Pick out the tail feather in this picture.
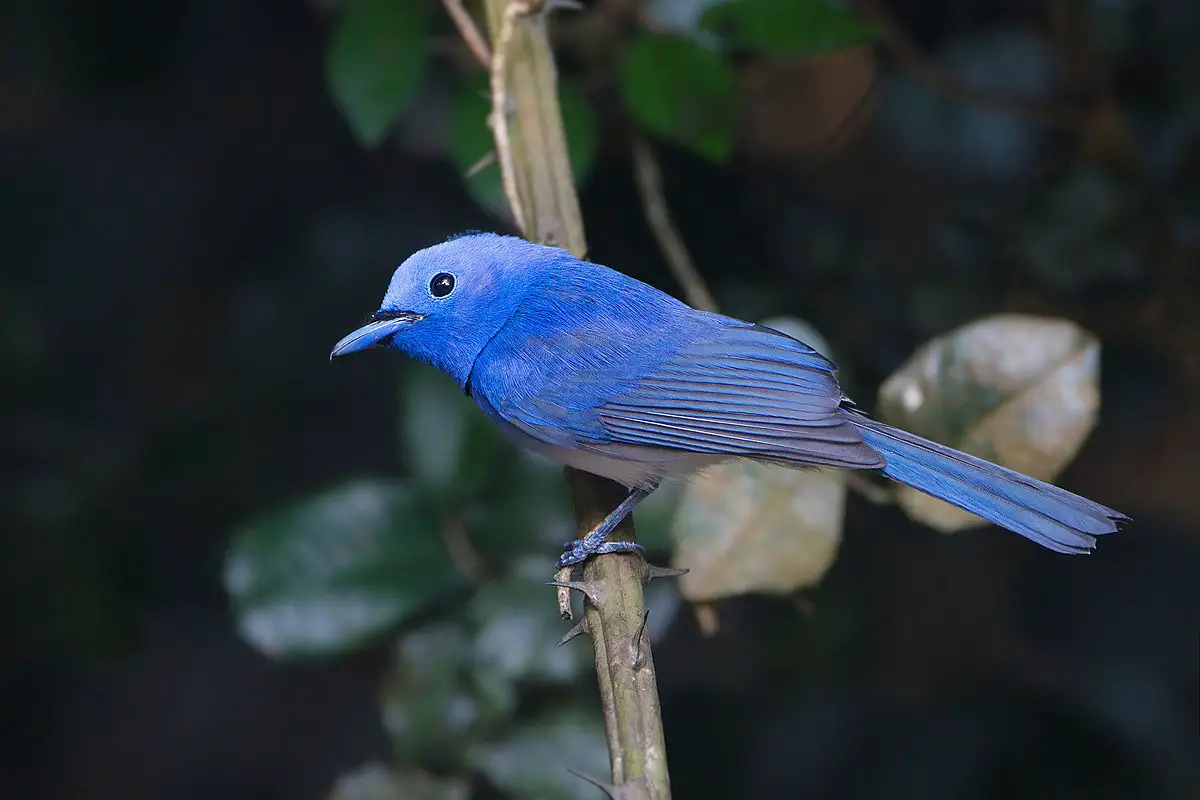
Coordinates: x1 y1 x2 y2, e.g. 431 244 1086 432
847 414 1128 553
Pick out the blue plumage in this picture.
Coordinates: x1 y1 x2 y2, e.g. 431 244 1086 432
331 232 1127 566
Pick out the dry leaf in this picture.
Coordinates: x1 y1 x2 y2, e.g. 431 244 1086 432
671 460 846 602
877 313 1102 532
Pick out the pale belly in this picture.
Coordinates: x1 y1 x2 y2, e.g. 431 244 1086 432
494 417 725 489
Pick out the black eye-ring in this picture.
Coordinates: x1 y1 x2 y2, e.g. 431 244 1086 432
429 272 456 298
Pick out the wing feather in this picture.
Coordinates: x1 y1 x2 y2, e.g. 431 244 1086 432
471 283 884 472
596 323 885 470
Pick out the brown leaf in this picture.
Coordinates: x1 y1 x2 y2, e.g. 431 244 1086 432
877 313 1102 532
670 460 845 602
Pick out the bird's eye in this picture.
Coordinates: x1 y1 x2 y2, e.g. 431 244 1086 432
429 272 456 298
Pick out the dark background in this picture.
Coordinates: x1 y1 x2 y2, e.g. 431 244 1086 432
3 0 1198 797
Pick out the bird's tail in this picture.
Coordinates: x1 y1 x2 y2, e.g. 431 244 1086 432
846 413 1128 553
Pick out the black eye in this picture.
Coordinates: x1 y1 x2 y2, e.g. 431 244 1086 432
429 272 455 298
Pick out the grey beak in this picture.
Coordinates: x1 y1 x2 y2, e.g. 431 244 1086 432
329 312 423 360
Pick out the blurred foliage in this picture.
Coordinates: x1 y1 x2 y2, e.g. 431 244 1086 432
881 29 1061 183
178 0 1200 796
225 361 617 794
224 479 460 660
330 763 469 800
700 0 875 56
325 0 429 146
621 34 739 162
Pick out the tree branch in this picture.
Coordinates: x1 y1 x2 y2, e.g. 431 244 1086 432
465 1 673 796
630 135 717 313
440 0 492 67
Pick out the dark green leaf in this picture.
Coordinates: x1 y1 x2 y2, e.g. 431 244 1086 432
326 0 428 147
701 0 875 57
468 451 574 563
621 35 738 162
381 622 502 763
224 480 462 660
467 557 592 684
451 78 598 216
330 763 469 800
469 705 610 799
401 366 506 506
559 79 600 183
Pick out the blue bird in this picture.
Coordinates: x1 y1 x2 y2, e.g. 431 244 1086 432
331 232 1127 567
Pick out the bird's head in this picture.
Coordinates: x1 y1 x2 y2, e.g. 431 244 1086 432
330 231 570 387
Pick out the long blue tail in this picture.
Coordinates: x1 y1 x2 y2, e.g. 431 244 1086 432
847 413 1128 553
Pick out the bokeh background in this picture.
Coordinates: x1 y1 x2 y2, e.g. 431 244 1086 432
3 0 1199 798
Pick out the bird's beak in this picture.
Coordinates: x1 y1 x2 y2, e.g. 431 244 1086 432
329 311 423 360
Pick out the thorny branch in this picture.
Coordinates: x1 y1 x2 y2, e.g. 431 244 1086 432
488 0 539 235
448 0 675 796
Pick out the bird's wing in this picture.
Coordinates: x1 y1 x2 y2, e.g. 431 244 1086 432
593 323 885 469
474 304 884 470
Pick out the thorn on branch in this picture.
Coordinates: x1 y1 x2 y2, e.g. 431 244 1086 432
566 770 651 800
558 617 590 645
466 150 498 177
644 562 689 583
631 610 650 670
565 768 618 798
548 577 605 606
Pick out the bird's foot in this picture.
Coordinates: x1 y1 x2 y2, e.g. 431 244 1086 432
553 485 654 568
556 539 644 569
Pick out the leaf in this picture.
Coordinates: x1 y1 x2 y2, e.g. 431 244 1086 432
701 0 876 57
876 313 1102 532
469 705 610 799
452 446 575 565
671 460 846 602
329 763 469 800
401 366 507 505
326 0 428 147
380 622 509 763
224 480 462 660
670 315 845 602
467 557 592 685
642 0 729 35
622 34 738 162
451 78 598 216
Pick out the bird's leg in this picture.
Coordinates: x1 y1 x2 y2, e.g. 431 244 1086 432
556 486 655 568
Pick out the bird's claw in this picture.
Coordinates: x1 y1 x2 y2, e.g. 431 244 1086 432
555 540 644 568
